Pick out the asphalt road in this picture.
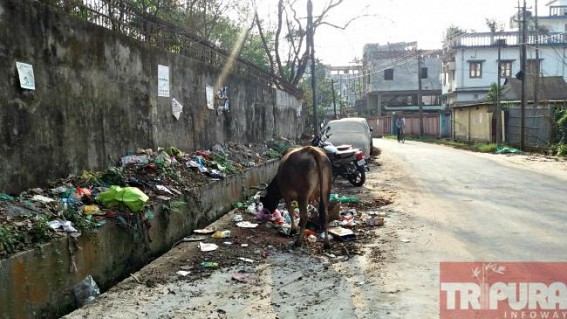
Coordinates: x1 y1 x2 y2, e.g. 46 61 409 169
373 138 567 317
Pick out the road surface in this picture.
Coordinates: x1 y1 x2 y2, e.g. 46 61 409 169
372 138 567 317
66 139 567 318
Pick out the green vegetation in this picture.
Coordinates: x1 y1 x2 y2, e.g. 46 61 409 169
385 135 502 153
550 108 567 156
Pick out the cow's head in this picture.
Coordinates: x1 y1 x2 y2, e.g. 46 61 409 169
259 176 281 213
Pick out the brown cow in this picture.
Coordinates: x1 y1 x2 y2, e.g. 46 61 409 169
260 146 332 248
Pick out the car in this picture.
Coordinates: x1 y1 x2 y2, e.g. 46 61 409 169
323 117 373 158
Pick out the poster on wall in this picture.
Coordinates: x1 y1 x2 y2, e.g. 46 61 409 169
171 98 183 120
16 62 35 90
205 85 214 110
158 65 170 97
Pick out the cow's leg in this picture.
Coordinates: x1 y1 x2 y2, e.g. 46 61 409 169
294 200 309 247
283 198 297 236
319 198 330 249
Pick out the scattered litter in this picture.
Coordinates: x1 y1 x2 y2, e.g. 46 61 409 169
156 185 174 195
201 261 219 268
199 242 219 252
241 244 249 247
223 241 232 245
48 220 79 233
194 227 216 234
121 154 150 167
325 253 337 259
73 275 100 307
307 234 317 243
366 216 384 227
401 239 410 243
232 214 243 222
236 221 258 228
356 281 366 286
211 230 231 239
31 195 55 203
238 257 254 263
232 273 249 283
83 205 104 215
328 227 356 241
176 270 191 277
182 235 207 242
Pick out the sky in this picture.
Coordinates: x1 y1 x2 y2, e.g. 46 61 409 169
310 0 546 66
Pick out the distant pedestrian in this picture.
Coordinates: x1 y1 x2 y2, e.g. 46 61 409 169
395 115 405 143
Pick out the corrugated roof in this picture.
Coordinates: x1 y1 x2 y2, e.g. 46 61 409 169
501 76 567 101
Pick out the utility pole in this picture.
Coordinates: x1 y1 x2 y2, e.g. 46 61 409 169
520 0 527 151
331 79 338 119
307 0 318 135
417 49 424 137
496 38 504 144
534 0 540 108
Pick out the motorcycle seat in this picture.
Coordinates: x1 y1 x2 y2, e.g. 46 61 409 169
334 149 357 158
335 144 353 151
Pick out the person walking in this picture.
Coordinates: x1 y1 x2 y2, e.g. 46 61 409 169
395 115 405 143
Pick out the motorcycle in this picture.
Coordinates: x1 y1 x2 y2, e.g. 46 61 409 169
311 126 369 187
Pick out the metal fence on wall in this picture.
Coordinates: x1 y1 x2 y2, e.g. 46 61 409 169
506 107 554 146
37 0 301 96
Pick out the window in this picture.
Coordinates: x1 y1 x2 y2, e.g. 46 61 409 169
527 59 541 77
499 61 513 77
384 69 394 80
469 62 482 78
420 67 428 79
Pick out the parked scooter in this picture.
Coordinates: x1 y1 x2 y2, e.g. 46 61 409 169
311 126 369 187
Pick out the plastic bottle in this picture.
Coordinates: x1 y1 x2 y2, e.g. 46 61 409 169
212 230 231 238
201 261 219 268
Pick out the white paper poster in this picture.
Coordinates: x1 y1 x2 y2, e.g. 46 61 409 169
158 65 170 97
16 62 35 90
205 85 214 110
171 98 183 120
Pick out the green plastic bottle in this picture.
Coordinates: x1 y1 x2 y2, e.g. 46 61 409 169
201 261 219 268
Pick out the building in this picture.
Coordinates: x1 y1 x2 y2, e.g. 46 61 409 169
329 65 362 109
441 0 567 109
361 41 443 116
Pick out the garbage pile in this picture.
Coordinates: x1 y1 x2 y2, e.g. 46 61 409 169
231 192 385 244
0 140 295 259
172 190 388 278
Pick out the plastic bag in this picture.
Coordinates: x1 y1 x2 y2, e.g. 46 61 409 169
96 186 149 212
74 275 100 307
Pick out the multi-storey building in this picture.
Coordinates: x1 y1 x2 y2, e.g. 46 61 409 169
441 0 567 108
361 41 443 116
329 65 362 109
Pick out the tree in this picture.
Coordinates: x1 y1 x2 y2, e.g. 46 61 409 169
300 61 348 122
252 0 364 88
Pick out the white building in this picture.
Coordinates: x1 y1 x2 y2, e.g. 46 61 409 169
362 42 443 116
442 0 567 107
330 65 362 109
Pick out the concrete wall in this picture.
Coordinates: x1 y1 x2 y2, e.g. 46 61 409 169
0 160 279 319
0 0 302 194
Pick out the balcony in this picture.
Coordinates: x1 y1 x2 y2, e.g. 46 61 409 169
549 5 567 16
443 31 567 50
